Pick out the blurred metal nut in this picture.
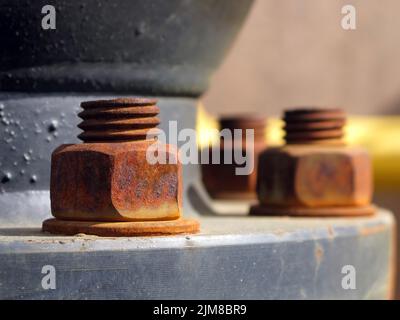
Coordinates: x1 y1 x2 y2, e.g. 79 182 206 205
257 145 372 208
201 142 265 199
51 141 182 222
44 98 198 237
201 115 267 200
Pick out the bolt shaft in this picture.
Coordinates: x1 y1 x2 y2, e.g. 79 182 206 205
283 108 346 145
219 116 267 142
77 98 160 143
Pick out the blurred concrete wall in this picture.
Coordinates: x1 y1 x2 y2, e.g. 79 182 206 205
204 0 400 116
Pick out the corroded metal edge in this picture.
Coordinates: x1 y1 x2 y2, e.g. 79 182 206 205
42 218 200 237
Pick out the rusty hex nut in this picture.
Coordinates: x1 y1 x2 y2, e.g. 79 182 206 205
50 141 182 222
201 141 265 199
256 145 372 208
201 115 267 200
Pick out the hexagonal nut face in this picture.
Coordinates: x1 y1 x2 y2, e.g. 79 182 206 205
201 141 265 199
257 145 372 207
50 141 182 222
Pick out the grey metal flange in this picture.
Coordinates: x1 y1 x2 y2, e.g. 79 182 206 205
0 209 395 299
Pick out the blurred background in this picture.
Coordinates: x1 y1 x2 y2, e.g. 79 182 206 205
204 0 400 115
201 0 400 297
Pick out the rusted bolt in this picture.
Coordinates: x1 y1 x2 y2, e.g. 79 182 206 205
42 98 199 236
250 108 375 216
201 115 267 200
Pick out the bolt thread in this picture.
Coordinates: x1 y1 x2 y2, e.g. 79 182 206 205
219 115 267 141
78 98 160 142
283 108 346 145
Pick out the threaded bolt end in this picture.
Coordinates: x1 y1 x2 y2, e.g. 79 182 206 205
77 98 160 143
219 115 267 141
283 108 346 145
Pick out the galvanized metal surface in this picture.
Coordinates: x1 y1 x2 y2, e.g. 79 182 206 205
0 0 253 95
0 209 395 299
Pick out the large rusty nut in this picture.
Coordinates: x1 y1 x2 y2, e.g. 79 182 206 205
50 141 182 222
257 145 372 207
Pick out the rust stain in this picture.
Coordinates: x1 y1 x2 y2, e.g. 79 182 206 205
327 225 336 240
272 228 288 236
314 243 324 266
358 223 387 236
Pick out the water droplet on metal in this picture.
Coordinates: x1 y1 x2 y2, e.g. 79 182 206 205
1 172 12 184
30 175 38 184
48 119 59 133
1 118 10 125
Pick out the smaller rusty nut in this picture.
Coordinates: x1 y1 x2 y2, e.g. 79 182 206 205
250 108 375 217
201 115 267 200
256 145 372 208
51 141 182 222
